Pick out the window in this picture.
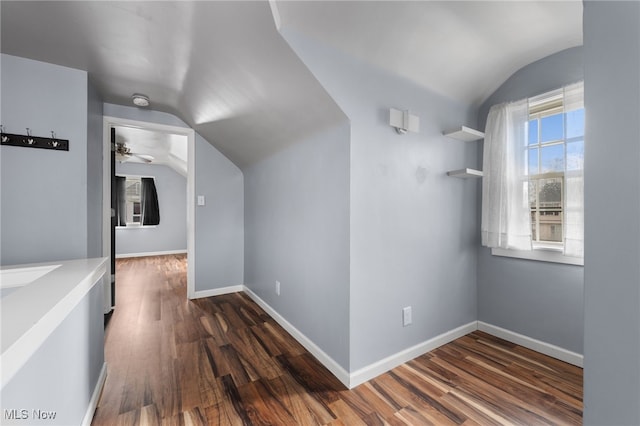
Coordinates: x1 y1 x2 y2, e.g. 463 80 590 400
526 88 585 251
125 176 142 225
116 175 160 227
481 82 584 265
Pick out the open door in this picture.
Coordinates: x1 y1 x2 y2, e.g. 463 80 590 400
103 116 195 305
109 127 116 310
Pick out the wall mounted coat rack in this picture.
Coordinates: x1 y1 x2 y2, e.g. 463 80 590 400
1 128 69 151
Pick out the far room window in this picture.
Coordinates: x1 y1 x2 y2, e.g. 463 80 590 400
125 176 142 225
481 82 584 265
115 175 160 227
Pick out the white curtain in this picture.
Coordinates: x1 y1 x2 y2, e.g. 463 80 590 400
563 82 584 257
481 98 532 250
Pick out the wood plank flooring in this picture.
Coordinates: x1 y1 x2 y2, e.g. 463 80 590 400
92 255 583 425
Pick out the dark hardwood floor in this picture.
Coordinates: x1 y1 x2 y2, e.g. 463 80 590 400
92 255 583 425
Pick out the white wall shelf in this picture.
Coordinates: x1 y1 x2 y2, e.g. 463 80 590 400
447 168 483 178
443 126 484 142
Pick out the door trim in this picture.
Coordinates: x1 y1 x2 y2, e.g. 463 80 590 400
102 116 196 312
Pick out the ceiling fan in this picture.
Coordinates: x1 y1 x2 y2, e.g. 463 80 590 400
115 142 154 163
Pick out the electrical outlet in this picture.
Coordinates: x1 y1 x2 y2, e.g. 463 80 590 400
275 280 281 296
402 306 412 327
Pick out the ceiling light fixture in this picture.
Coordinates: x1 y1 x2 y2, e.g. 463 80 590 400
131 93 150 107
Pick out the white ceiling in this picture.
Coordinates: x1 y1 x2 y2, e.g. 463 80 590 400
0 1 582 168
115 126 188 177
275 1 583 106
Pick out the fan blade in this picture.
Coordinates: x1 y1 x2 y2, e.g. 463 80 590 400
130 152 154 163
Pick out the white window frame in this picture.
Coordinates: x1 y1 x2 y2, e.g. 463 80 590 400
491 87 584 267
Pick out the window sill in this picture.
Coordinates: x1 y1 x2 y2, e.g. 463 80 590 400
115 225 157 230
491 247 583 266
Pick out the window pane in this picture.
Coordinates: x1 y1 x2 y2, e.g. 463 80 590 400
530 177 563 243
540 144 564 172
538 178 563 242
540 113 563 142
539 178 562 205
566 108 585 139
529 180 538 240
528 119 538 145
126 181 140 197
527 147 539 175
566 140 584 171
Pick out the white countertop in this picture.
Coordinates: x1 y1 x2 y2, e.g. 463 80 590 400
1 257 107 388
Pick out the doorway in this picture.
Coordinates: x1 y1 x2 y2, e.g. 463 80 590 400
102 116 196 313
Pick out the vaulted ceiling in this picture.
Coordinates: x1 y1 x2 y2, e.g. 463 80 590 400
275 1 582 106
114 126 188 176
0 1 582 168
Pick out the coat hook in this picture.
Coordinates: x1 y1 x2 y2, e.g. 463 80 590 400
1 126 68 151
50 131 58 147
25 128 35 145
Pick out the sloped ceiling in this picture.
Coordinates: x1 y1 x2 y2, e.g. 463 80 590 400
0 1 345 168
274 0 583 106
1 1 582 168
115 126 188 177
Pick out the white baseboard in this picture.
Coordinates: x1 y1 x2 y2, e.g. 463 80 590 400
81 362 107 426
242 287 352 388
349 321 478 388
189 287 583 387
191 285 244 300
477 321 583 367
242 287 477 389
115 249 187 259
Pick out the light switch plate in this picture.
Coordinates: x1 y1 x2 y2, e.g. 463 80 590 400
402 306 412 326
197 195 205 206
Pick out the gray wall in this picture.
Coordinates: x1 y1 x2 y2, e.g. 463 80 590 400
1 54 88 265
244 122 351 369
280 29 479 371
583 2 640 424
1 282 104 425
115 162 187 256
476 47 585 354
0 56 105 424
104 104 244 291
194 132 244 291
87 80 104 258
